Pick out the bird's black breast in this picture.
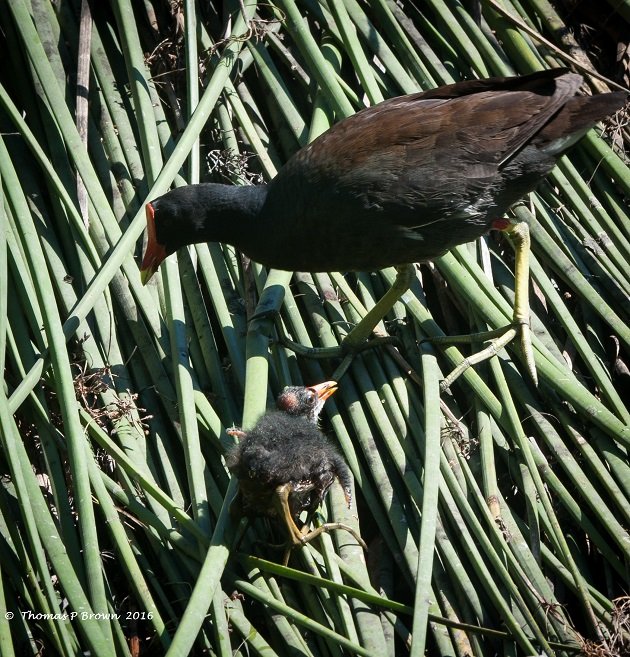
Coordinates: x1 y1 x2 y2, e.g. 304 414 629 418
259 118 559 271
260 158 507 272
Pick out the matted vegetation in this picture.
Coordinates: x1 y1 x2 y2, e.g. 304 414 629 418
0 0 628 655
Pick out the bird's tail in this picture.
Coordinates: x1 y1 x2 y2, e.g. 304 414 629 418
538 91 627 155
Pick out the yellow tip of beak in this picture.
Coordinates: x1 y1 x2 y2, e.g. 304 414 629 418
140 268 154 286
311 380 338 401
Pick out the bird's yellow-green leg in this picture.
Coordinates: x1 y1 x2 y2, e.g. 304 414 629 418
434 220 537 389
274 265 415 379
273 484 367 565
506 220 537 385
341 264 415 348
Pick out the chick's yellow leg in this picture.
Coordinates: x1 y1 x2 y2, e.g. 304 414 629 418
273 484 367 565
273 483 305 545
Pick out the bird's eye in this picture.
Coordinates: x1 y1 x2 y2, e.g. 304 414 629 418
305 390 317 406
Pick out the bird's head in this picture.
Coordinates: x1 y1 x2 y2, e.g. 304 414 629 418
140 184 268 284
140 188 200 284
276 381 338 423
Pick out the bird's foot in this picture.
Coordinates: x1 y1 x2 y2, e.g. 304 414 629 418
272 264 413 372
430 320 537 390
276 322 400 358
274 321 399 380
281 521 368 565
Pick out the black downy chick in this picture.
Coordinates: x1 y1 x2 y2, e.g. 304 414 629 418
226 381 365 559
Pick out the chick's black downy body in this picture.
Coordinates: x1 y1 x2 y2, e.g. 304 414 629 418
225 382 363 557
226 410 351 525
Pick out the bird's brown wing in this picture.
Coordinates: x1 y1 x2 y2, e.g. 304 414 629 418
312 70 581 168
284 70 582 227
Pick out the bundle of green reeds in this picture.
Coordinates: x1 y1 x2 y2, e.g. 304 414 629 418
0 0 628 655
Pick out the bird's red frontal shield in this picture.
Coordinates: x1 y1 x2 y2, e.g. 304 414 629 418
140 202 167 284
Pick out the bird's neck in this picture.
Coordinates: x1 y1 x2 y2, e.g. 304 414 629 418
192 184 269 247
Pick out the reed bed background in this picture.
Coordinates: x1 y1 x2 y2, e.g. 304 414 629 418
0 0 629 655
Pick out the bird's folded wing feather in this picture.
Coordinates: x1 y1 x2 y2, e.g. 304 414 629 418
285 73 581 230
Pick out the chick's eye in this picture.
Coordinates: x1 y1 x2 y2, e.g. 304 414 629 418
305 390 317 405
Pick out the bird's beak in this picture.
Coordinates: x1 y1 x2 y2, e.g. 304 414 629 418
309 380 338 402
140 202 167 285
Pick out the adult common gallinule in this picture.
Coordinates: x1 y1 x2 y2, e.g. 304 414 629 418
141 69 626 384
226 381 364 560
